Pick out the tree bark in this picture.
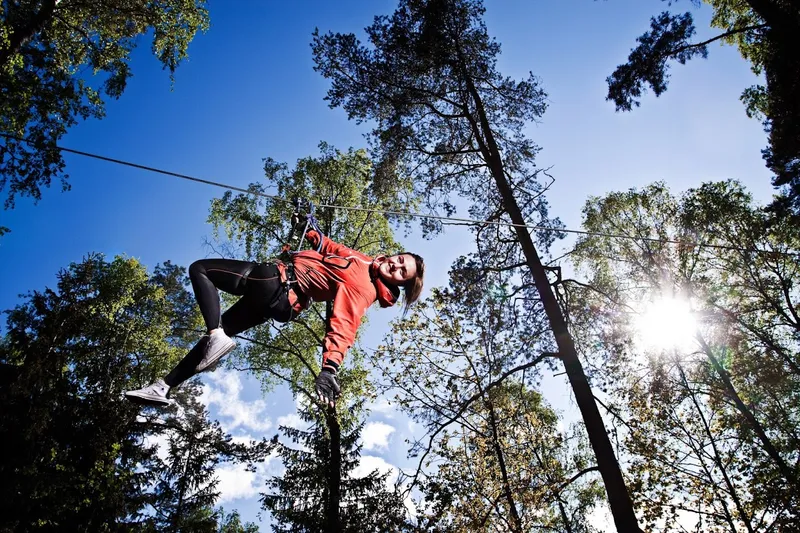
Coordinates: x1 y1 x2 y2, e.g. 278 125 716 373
324 299 342 532
484 397 523 532
325 411 342 533
745 0 799 38
172 435 194 533
463 74 643 532
557 499 575 533
697 335 796 485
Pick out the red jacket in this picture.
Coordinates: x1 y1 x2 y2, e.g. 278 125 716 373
280 231 389 368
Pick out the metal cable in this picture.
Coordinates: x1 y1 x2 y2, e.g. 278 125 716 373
2 132 797 257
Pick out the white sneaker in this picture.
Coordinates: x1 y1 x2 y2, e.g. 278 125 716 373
196 331 236 373
125 379 171 406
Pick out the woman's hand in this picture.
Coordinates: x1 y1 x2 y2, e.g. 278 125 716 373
315 367 341 408
291 212 307 233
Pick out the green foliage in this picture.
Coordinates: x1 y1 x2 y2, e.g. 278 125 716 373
378 268 601 531
0 0 209 211
569 180 800 530
607 1 800 218
262 401 407 533
311 0 559 238
0 254 185 530
0 254 261 531
607 11 706 111
416 384 602 532
216 509 260 533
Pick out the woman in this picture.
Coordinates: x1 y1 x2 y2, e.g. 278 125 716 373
125 228 424 408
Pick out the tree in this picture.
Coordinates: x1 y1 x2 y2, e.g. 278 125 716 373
0 0 209 224
0 255 190 530
379 267 602 532
0 254 264 531
145 383 274 533
311 1 642 529
568 180 800 529
262 400 407 533
207 144 411 532
606 0 800 218
216 509 260 533
416 390 602 533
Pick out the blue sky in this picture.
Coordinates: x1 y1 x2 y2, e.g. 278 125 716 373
0 0 777 529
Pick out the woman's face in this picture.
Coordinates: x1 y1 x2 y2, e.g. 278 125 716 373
378 254 417 285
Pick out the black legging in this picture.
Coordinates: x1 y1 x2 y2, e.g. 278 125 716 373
189 258 292 332
165 259 292 387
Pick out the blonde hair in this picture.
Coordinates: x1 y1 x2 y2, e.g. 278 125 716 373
402 253 425 312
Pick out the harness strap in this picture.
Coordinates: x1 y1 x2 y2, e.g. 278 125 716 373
238 263 257 288
283 261 306 298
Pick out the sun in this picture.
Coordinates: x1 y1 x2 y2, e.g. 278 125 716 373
633 297 697 352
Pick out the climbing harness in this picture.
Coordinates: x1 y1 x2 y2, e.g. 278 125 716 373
276 198 328 320
282 198 325 255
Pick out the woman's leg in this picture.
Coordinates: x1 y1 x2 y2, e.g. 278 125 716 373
163 263 287 388
127 263 290 402
188 258 256 332
238 263 293 324
162 296 265 388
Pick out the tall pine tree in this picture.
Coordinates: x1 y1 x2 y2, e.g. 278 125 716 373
207 144 412 531
0 254 267 531
311 1 642 528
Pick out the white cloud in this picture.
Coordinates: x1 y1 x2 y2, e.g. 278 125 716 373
215 462 263 502
350 455 419 518
270 397 314 452
368 397 396 416
230 434 257 446
404 493 417 519
277 412 305 430
350 456 417 519
276 395 312 431
200 370 272 433
215 449 281 504
586 503 614 533
362 421 396 451
142 431 171 462
351 455 399 484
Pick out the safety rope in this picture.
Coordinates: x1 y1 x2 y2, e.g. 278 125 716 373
2 132 798 258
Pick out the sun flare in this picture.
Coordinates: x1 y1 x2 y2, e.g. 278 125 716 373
633 297 697 352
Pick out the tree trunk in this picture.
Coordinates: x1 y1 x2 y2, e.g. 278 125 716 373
463 75 642 532
172 436 193 533
325 411 342 533
324 300 342 533
678 364 755 533
0 0 59 67
557 499 575 533
745 0 799 38
484 397 523 532
697 335 796 485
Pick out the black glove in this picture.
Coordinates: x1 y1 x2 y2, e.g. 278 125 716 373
290 212 308 233
315 367 341 408
281 212 308 259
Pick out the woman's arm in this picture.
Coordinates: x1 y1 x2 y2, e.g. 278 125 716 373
321 285 372 368
305 229 367 260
